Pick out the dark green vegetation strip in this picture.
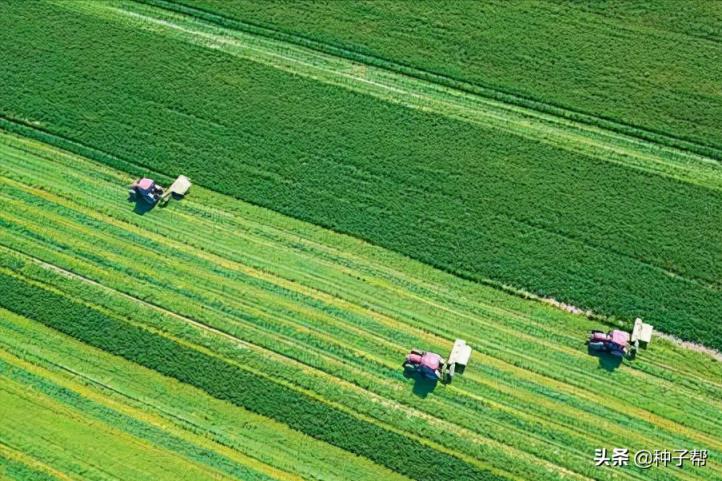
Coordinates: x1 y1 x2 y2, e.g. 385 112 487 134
0 273 506 481
171 0 722 157
0 455 61 481
1 1 721 349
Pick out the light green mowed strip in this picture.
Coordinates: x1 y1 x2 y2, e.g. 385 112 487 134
1 132 721 481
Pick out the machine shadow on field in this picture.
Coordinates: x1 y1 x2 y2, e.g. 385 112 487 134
130 192 185 215
403 370 438 398
587 347 623 372
129 197 156 216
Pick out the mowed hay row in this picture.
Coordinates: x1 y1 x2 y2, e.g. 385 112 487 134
1 133 721 481
2 0 722 350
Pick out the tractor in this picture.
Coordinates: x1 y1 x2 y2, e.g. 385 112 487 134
403 349 444 381
129 178 164 205
128 175 192 206
587 318 654 359
587 329 631 357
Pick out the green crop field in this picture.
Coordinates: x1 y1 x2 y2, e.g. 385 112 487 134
2 0 721 350
172 0 722 156
1 129 721 481
1 1 721 480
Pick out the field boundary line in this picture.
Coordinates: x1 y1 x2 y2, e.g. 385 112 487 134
0 379 246 481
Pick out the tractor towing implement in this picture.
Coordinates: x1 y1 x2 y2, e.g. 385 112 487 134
587 318 653 359
403 339 472 383
129 175 191 207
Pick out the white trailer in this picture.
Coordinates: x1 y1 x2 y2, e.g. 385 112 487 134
631 318 653 346
446 339 472 381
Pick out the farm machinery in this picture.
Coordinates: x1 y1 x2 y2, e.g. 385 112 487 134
403 339 472 383
587 318 653 358
129 175 192 206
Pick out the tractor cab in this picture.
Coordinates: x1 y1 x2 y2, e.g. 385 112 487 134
588 329 630 357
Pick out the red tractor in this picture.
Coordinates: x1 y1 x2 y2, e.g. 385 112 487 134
403 349 444 381
128 176 192 206
128 178 164 205
587 319 654 359
587 330 630 357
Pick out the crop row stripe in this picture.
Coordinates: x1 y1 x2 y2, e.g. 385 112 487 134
0 440 72 481
0 271 514 481
2 144 716 470
0 307 415 481
0 377 244 481
0 348 305 481
2 175 716 450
